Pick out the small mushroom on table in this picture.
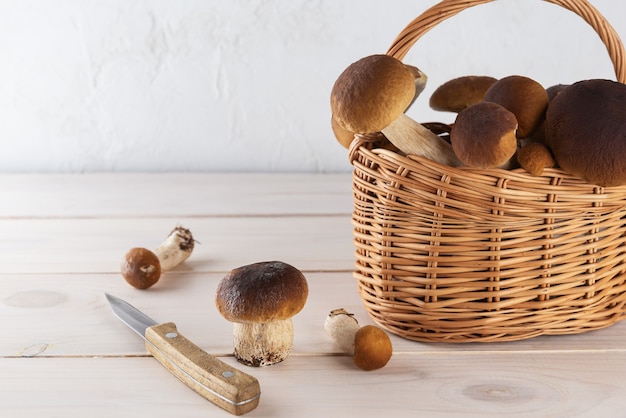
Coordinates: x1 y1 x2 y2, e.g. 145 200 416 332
215 261 308 367
324 308 393 371
120 226 195 289
330 54 461 166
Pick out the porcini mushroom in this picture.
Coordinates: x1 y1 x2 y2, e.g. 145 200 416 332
429 75 498 113
450 101 518 169
331 114 357 149
483 75 548 138
545 79 626 186
330 54 461 166
324 308 392 371
524 83 570 145
215 261 308 367
120 226 195 289
517 140 555 176
546 83 570 101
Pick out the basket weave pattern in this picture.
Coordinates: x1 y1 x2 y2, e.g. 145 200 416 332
349 0 626 342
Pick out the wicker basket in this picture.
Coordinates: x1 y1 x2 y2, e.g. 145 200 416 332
348 0 626 343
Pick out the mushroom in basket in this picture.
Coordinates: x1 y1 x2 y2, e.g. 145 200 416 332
429 75 498 113
450 101 519 169
483 75 549 139
215 261 308 367
447 75 550 170
331 62 428 150
545 79 626 186
516 141 556 176
330 54 461 166
514 83 566 176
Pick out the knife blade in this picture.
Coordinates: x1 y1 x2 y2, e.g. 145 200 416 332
105 293 261 415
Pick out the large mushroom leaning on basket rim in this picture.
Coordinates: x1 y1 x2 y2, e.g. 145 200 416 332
215 261 309 367
330 54 461 166
331 62 428 150
545 79 626 187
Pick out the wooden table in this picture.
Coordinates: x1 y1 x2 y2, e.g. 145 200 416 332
1 173 625 417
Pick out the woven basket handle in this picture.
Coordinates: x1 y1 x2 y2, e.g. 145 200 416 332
386 0 626 83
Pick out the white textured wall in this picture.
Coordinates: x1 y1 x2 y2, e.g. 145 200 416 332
0 0 623 173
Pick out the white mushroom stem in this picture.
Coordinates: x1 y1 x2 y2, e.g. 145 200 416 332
233 320 294 367
405 65 428 111
324 308 360 354
382 113 462 167
153 226 195 271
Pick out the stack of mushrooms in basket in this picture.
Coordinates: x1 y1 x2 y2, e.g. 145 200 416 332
331 54 626 187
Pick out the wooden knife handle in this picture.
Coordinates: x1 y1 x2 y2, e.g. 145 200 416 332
145 322 261 415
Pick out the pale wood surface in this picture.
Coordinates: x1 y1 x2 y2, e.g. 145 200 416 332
1 173 625 417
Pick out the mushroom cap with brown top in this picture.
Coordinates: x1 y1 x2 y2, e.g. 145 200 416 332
331 114 356 149
429 75 497 113
353 325 393 371
546 84 569 101
120 247 161 289
517 141 555 176
545 79 626 187
330 54 416 134
450 101 518 168
483 75 548 138
215 261 308 324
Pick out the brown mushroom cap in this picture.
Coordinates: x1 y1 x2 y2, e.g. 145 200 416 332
517 141 556 176
429 75 497 113
545 79 626 187
215 261 308 324
525 83 570 145
330 54 416 134
120 247 161 289
483 75 548 138
546 83 570 101
353 325 393 371
450 101 518 168
331 114 356 149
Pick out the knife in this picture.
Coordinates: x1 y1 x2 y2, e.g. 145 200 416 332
105 293 261 415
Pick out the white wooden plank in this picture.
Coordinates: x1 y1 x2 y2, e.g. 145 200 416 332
0 215 354 273
0 352 624 417
3 272 626 358
0 173 353 218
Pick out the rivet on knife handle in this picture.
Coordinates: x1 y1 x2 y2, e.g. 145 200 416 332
145 322 261 415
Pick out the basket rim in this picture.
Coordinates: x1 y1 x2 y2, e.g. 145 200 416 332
350 137 626 193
